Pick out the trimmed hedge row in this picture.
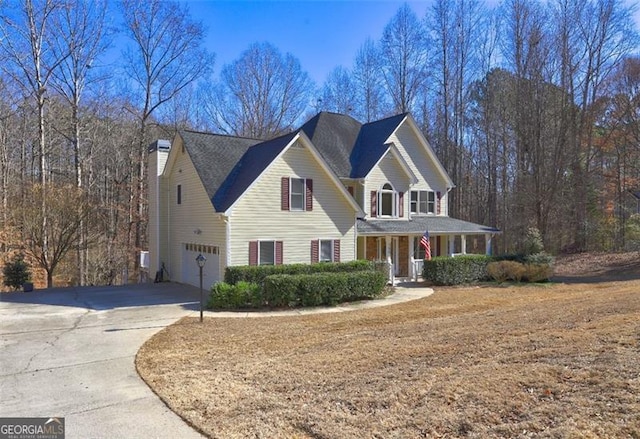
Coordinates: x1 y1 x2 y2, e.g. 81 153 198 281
224 260 375 285
264 271 388 308
207 281 261 309
208 270 387 310
422 255 493 286
422 253 555 286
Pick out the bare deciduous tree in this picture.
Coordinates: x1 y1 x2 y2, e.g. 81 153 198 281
48 0 111 285
205 42 314 139
352 38 387 122
0 0 70 286
380 3 428 114
319 66 357 116
17 183 93 287
120 0 213 282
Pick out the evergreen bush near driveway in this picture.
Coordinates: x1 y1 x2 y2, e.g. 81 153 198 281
207 281 262 309
2 254 32 291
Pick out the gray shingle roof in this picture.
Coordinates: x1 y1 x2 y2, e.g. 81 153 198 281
350 113 408 178
212 131 298 212
300 112 362 178
179 130 261 201
357 216 500 235
299 112 411 179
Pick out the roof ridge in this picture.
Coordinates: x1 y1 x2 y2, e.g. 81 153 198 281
180 129 262 141
361 112 408 127
317 110 361 120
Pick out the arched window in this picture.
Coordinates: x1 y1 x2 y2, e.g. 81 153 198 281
379 183 396 217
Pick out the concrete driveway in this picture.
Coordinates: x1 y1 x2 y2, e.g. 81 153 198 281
0 283 205 439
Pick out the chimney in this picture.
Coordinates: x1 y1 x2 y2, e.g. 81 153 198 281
148 140 171 281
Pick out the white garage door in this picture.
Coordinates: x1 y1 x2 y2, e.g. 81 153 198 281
182 243 220 289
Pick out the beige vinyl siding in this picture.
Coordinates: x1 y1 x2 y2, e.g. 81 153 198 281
388 121 449 216
341 178 364 211
229 140 357 266
165 137 227 283
365 153 412 218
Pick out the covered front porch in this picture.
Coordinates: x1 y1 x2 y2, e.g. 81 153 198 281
357 217 500 283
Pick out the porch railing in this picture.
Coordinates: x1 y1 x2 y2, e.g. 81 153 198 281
411 258 424 281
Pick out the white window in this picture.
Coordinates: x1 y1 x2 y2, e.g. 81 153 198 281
410 190 435 215
379 183 397 217
259 241 275 265
290 178 305 211
320 240 333 262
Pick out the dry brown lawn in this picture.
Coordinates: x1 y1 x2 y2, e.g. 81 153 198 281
137 254 640 438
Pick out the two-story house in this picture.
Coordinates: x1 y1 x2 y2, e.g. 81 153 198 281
148 112 499 288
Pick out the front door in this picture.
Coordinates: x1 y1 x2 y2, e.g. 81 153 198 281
376 237 399 275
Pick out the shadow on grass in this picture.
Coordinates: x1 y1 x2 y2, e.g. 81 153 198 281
552 263 640 284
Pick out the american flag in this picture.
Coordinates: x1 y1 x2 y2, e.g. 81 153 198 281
420 230 432 260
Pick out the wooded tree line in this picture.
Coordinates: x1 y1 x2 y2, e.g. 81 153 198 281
0 0 638 289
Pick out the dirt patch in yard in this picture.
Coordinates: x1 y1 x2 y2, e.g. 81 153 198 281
137 255 640 438
553 251 640 283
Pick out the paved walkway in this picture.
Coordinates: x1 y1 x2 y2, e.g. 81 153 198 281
204 282 434 318
0 282 432 439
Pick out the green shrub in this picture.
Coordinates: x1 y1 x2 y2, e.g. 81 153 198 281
263 275 299 307
3 254 32 291
497 253 527 263
423 255 493 286
207 281 261 309
263 270 387 308
343 270 387 300
524 252 555 266
224 260 375 285
523 226 544 255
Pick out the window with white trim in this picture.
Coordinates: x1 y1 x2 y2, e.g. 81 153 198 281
379 183 397 217
290 178 305 211
410 190 435 215
320 240 333 262
259 241 275 265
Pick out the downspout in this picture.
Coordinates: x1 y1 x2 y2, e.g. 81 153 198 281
354 212 358 260
220 213 231 273
166 182 171 278
446 186 453 217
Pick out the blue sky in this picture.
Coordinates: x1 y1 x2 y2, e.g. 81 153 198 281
185 0 640 85
186 0 431 84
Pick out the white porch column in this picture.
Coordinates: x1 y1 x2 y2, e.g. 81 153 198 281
485 233 493 256
409 236 415 280
448 235 454 256
385 235 394 284
461 235 467 254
